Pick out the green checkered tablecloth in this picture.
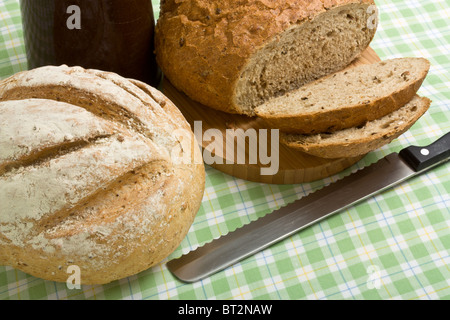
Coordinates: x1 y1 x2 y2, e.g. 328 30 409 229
0 0 449 300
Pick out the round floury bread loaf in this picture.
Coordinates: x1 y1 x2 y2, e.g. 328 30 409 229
155 0 378 115
0 65 205 285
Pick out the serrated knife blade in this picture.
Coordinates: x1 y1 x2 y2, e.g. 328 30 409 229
167 132 450 283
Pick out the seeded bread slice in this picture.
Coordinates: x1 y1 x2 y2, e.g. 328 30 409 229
280 95 431 159
255 58 430 134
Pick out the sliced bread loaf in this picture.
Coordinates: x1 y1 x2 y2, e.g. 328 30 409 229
280 95 431 159
255 58 430 134
155 0 377 115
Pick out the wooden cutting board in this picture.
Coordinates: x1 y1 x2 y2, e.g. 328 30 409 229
162 47 381 184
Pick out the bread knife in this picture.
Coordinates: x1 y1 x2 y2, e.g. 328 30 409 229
167 132 450 282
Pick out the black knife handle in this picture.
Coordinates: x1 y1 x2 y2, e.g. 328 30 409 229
399 132 450 172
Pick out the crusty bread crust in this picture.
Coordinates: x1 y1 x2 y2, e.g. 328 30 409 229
155 0 376 115
0 66 205 285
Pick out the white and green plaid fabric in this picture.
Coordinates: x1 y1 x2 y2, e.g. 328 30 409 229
0 0 448 300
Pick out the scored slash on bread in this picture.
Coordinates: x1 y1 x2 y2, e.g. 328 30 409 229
254 58 430 134
280 95 431 159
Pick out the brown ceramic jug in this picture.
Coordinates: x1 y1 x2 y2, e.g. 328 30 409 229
20 0 161 86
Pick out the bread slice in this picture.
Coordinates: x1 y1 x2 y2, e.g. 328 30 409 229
280 96 431 159
255 58 430 134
